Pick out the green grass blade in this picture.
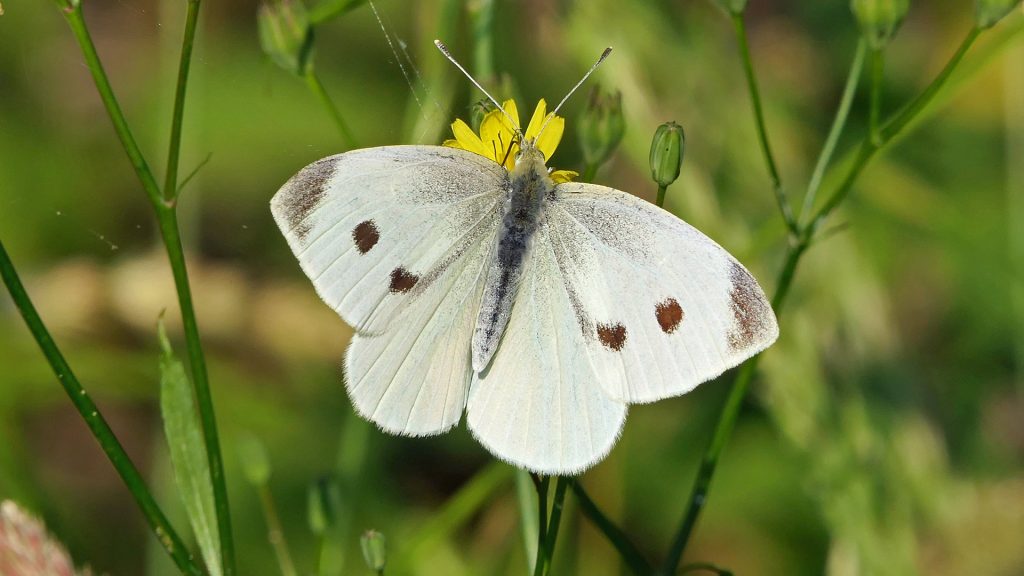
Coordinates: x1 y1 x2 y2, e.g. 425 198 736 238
159 320 222 576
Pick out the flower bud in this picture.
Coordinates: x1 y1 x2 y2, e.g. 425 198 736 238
577 86 625 169
237 434 271 486
258 0 315 76
850 0 910 48
649 122 685 189
307 476 341 536
360 530 387 573
974 0 1022 28
714 0 748 14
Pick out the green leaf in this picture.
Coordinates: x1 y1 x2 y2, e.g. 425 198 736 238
158 319 222 576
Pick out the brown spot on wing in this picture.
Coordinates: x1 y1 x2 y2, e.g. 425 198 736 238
389 267 419 294
727 261 773 352
352 220 380 254
281 156 337 242
655 298 684 333
597 323 627 351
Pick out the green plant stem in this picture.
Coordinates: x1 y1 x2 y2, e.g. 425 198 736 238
535 475 550 553
0 239 204 576
304 71 357 149
662 25 986 572
583 162 599 183
730 12 798 236
60 1 162 206
868 46 885 145
156 205 235 576
571 481 653 575
257 484 298 576
533 477 569 576
809 26 982 237
801 40 866 224
395 462 512 572
164 0 201 201
58 2 236 573
656 184 668 208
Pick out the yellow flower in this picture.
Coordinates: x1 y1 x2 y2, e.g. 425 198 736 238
444 99 578 184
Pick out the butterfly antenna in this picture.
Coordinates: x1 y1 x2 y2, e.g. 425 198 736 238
434 39 523 140
536 47 613 141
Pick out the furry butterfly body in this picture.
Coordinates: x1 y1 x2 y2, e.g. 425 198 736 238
271 142 778 474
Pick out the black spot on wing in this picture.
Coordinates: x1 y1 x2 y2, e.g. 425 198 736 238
280 156 338 243
353 220 380 254
726 261 773 352
389 267 419 294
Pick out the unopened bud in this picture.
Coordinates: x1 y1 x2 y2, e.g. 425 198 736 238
237 434 271 486
307 476 341 536
975 0 1022 28
360 530 387 573
851 0 910 48
258 0 315 76
649 122 685 189
577 86 625 169
714 0 748 15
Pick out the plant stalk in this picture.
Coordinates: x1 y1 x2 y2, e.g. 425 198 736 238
0 239 204 576
731 12 797 236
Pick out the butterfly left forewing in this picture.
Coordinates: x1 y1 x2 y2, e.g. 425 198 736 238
548 182 778 404
271 146 508 335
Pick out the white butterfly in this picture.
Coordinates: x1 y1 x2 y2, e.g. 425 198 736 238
270 44 778 475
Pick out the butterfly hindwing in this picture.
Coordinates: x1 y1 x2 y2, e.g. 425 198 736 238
271 146 508 335
547 182 779 404
467 223 627 474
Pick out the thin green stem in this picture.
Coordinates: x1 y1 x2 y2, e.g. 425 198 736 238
535 475 550 559
156 205 235 576
257 484 298 576
395 462 512 572
304 71 358 149
801 40 866 224
534 477 569 576
731 12 798 236
163 0 201 201
656 184 668 208
571 481 653 575
0 239 203 576
664 25 987 571
59 2 235 572
868 47 885 145
879 26 983 142
583 162 600 183
61 2 162 206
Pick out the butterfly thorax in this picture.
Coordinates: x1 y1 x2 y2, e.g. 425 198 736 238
471 144 554 373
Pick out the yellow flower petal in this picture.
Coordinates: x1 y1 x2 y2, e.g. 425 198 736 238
479 111 507 162
534 115 564 160
550 169 578 184
524 99 547 140
442 138 461 149
450 119 489 157
502 99 521 130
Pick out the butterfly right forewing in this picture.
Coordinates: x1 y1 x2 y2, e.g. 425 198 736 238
546 182 779 404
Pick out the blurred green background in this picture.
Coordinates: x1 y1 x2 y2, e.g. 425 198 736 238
2 0 1023 574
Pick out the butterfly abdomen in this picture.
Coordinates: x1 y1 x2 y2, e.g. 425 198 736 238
471 149 554 372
